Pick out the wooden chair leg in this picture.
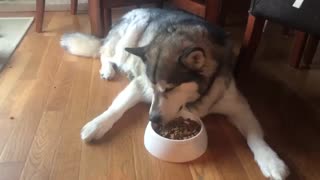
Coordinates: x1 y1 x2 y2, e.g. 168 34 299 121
35 0 45 33
88 0 104 37
205 0 223 25
157 0 164 8
289 31 307 68
282 26 294 37
302 35 319 68
235 14 265 75
71 0 78 15
104 8 112 35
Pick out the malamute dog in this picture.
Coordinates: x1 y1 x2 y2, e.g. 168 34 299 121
61 8 289 180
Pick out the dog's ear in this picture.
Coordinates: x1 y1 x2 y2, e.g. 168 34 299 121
179 47 205 71
125 47 146 59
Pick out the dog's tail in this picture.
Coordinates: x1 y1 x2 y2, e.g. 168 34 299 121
60 33 102 58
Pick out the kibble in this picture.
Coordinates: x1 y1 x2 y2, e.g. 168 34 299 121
153 117 201 140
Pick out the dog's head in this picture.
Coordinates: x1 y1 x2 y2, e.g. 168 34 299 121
125 24 233 123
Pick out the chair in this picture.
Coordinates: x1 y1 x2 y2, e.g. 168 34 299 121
35 0 163 37
35 0 78 32
170 0 224 25
170 0 252 26
104 0 164 34
290 33 319 68
89 0 164 37
237 0 320 73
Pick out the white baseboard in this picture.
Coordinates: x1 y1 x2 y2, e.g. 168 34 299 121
0 1 88 12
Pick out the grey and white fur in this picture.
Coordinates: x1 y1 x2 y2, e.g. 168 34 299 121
60 8 289 180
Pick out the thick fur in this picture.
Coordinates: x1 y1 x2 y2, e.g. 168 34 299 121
61 33 102 58
61 8 289 180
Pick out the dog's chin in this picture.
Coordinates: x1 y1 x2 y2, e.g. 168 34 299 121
150 121 162 130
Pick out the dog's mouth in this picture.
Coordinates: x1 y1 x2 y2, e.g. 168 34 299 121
151 121 162 129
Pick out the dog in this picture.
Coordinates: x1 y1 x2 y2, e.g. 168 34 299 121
60 8 289 180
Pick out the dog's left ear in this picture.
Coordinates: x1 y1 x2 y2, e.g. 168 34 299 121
125 47 146 59
179 47 206 71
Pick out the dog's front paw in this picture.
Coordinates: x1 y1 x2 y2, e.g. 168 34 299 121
256 149 289 180
99 65 115 80
81 119 113 142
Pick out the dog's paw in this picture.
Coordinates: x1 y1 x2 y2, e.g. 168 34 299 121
99 65 115 80
60 34 70 50
81 120 113 142
256 149 289 180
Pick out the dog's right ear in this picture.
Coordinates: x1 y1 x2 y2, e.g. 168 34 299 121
125 47 147 60
179 47 206 71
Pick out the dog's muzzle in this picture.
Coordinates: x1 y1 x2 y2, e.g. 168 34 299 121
149 112 162 123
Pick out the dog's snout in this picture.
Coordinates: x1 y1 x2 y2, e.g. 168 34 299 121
149 113 162 123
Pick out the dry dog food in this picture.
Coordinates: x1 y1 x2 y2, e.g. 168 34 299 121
153 118 201 140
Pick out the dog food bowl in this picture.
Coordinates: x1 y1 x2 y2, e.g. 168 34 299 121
144 111 208 163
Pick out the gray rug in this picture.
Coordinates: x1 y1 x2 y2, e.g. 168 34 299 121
0 17 33 72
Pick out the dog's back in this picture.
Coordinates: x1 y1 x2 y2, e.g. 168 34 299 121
61 8 230 79
100 8 226 79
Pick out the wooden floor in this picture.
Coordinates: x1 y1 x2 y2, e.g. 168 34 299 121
0 11 319 180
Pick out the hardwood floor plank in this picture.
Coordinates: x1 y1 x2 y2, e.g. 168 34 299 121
0 36 60 162
189 153 224 180
0 31 51 116
19 112 64 180
0 162 25 180
0 11 80 163
78 60 122 180
78 60 112 180
0 33 52 157
0 35 54 158
19 59 77 180
49 56 93 180
0 51 33 106
220 118 265 180
0 80 35 158
201 117 250 180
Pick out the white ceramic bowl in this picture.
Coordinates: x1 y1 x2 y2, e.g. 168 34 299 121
144 111 208 163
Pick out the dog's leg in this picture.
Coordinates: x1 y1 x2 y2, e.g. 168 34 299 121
211 80 289 180
99 33 120 80
99 57 116 80
81 76 151 142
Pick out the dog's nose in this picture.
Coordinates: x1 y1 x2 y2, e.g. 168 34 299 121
149 113 162 123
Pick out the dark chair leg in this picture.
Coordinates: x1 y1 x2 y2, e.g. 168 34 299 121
205 0 223 25
156 0 164 8
88 0 104 37
302 35 319 68
103 8 112 35
71 0 78 15
235 14 265 75
36 0 45 33
282 26 290 35
289 31 307 68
